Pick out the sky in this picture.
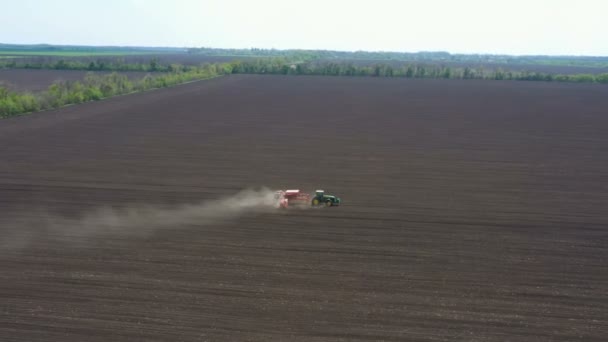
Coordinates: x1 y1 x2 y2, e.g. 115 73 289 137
1 0 606 56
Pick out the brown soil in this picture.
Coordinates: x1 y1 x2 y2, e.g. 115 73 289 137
0 75 607 341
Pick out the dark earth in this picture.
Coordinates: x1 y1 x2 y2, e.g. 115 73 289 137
1 75 607 341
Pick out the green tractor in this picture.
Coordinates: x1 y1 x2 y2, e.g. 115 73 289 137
311 190 341 207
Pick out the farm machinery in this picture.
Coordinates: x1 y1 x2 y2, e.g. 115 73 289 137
274 190 310 208
274 189 341 208
311 190 341 207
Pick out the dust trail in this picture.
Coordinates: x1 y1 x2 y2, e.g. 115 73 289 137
1 187 280 251
58 187 279 235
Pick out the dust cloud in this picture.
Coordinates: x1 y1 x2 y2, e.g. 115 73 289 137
1 187 280 251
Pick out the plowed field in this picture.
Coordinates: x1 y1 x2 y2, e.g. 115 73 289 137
1 75 607 341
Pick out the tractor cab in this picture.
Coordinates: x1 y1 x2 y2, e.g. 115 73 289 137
312 189 341 207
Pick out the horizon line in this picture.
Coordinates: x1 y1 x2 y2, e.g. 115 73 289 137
1 42 608 59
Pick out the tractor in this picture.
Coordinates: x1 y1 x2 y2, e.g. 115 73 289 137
311 190 341 207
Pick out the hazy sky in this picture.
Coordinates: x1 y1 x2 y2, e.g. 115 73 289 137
1 0 606 55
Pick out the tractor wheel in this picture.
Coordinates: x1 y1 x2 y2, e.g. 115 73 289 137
312 199 319 206
325 201 332 207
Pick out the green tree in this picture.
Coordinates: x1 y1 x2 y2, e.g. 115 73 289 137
442 67 452 79
596 73 608 83
149 58 159 72
405 66 414 78
570 74 595 82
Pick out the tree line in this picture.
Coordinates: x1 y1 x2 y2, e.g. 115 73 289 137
0 58 192 72
2 59 607 119
187 48 608 68
3 56 607 83
229 60 608 83
0 64 230 118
